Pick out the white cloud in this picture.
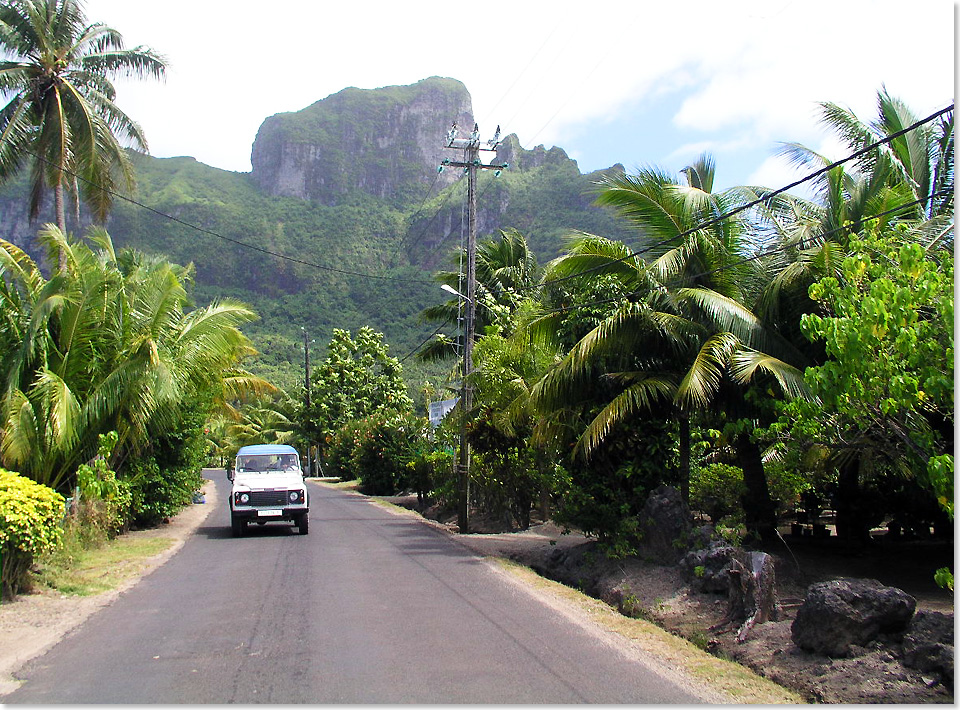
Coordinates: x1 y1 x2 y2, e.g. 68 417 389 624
81 0 955 178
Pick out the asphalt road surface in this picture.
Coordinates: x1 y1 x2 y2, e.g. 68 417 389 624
7 477 704 703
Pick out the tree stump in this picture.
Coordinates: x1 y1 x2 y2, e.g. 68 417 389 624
711 549 780 641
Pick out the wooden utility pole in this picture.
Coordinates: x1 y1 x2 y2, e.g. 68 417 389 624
441 122 507 533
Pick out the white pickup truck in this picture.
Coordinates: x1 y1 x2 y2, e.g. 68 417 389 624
228 444 309 536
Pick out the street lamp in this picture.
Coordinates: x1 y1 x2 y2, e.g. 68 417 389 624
440 283 470 301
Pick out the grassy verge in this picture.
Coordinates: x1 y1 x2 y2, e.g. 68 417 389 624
318 479 359 491
491 558 801 704
36 534 175 597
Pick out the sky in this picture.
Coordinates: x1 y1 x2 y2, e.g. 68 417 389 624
85 0 955 193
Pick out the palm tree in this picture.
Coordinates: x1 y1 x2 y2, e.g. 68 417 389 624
0 225 269 490
750 89 953 322
0 0 165 236
420 228 541 362
532 156 807 541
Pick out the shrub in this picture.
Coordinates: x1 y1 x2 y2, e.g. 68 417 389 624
357 412 429 496
554 417 678 554
122 402 208 528
0 469 65 599
326 411 429 496
124 459 203 528
690 463 745 524
75 431 131 537
405 448 453 507
324 419 365 481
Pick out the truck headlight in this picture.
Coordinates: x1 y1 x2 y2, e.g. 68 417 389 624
289 490 302 503
235 492 250 505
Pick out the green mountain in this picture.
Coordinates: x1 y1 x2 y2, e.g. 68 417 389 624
0 77 636 396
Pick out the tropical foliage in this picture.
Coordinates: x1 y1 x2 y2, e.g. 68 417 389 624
422 90 953 555
0 0 166 231
771 227 953 526
0 225 268 508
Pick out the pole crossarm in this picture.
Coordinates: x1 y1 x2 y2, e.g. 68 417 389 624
441 158 510 170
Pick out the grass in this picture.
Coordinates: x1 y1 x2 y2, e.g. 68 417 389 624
37 535 175 597
319 479 360 491
491 558 801 704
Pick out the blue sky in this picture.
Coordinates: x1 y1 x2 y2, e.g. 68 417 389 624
86 0 955 195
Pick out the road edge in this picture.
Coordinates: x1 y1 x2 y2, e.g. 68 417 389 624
0 476 217 697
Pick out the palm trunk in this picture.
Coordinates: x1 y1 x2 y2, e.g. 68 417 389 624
733 433 777 544
834 456 870 545
54 181 67 270
678 413 690 505
72 176 81 228
54 181 66 232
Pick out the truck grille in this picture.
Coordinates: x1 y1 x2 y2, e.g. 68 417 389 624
248 490 287 507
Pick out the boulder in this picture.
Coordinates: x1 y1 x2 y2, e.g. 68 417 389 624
901 610 954 685
636 485 692 564
791 578 917 657
681 541 736 593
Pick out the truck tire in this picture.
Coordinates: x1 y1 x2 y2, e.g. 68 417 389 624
231 517 245 537
297 514 309 535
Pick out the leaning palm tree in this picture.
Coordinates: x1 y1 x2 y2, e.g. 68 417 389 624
0 0 165 235
532 156 808 541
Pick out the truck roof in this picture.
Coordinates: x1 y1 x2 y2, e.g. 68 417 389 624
236 444 299 456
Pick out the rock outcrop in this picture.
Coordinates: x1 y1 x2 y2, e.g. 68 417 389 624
250 76 474 205
902 610 954 685
791 578 917 656
636 485 693 564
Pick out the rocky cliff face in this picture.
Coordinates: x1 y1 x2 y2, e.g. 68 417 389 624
250 77 474 205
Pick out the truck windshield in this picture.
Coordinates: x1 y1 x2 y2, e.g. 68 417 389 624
237 454 300 472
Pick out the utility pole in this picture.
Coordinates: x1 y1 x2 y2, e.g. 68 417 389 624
441 122 508 534
302 327 313 477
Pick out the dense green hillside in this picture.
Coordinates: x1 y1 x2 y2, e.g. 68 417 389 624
0 80 638 399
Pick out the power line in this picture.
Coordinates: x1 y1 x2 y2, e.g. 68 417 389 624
521 103 955 294
399 317 454 363
531 187 954 319
390 171 467 267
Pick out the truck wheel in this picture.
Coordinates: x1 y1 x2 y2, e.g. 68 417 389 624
231 517 245 537
298 514 309 535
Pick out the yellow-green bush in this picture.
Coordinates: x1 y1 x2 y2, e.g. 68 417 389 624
0 469 65 599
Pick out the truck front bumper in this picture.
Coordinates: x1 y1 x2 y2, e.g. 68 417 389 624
231 505 308 522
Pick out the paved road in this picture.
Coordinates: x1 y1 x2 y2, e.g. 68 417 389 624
6 477 704 703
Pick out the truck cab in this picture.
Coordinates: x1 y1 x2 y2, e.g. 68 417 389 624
228 444 309 536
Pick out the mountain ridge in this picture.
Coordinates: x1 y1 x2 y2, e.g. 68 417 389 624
0 77 637 390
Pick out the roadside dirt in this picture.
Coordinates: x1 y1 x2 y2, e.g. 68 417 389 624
385 495 954 704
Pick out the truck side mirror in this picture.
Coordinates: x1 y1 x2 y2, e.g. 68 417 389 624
226 468 234 482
